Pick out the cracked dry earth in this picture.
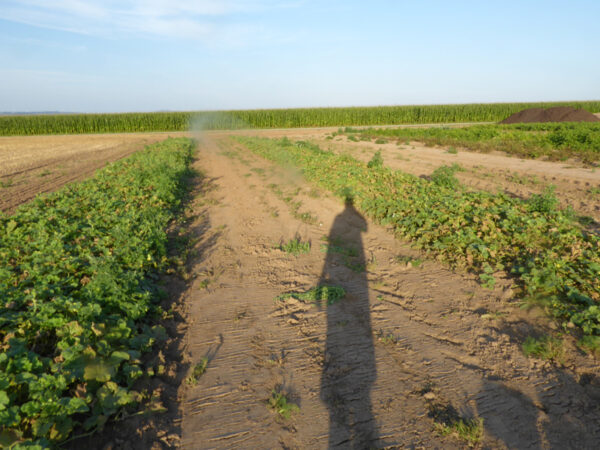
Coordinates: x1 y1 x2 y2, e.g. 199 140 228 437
176 134 600 449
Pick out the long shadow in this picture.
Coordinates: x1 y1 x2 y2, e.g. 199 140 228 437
318 197 379 448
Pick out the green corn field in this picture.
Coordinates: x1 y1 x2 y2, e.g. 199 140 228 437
1 101 599 136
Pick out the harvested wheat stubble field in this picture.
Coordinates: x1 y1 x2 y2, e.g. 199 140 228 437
1 125 600 449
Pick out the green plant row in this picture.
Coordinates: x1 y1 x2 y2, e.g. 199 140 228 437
236 136 600 342
345 122 600 164
1 101 600 135
0 138 194 447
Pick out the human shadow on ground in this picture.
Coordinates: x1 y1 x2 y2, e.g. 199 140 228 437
317 196 380 449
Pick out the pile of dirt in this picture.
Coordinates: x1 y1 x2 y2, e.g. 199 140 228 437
500 106 600 124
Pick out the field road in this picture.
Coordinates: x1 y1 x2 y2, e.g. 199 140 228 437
3 130 600 448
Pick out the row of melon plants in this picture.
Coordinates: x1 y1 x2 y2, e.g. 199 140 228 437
236 136 600 352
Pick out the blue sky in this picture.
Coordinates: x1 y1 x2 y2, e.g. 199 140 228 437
1 0 599 112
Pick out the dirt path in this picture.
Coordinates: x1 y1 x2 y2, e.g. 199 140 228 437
177 134 600 449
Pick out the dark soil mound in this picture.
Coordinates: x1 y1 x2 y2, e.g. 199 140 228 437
500 106 600 124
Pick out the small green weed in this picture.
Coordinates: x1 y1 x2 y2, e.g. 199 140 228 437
268 389 299 419
186 358 208 385
428 402 484 447
320 237 358 257
446 146 458 154
588 186 600 197
280 236 311 255
522 335 564 362
367 150 384 169
38 169 52 177
375 329 398 345
528 185 559 215
0 178 14 188
430 163 463 188
578 335 600 356
395 255 423 268
276 285 346 306
374 138 388 144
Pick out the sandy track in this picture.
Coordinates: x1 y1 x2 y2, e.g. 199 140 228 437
176 135 600 449
2 130 600 448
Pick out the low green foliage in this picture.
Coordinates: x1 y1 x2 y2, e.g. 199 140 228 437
435 417 484 447
0 138 194 447
268 389 299 419
428 401 483 447
528 185 559 215
430 164 463 189
374 138 388 144
276 286 346 306
367 150 384 169
395 255 424 268
446 146 458 154
237 136 600 340
280 236 311 255
522 336 564 362
587 186 600 197
0 178 14 188
345 121 600 163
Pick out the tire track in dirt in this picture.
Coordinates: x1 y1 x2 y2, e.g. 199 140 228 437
180 135 600 449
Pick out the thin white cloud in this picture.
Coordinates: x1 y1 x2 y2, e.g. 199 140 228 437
0 0 300 41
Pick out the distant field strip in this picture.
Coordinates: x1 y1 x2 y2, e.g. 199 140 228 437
0 138 194 447
237 136 600 344
345 122 600 163
1 101 600 135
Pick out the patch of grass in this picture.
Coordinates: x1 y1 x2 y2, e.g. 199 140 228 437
508 173 541 185
0 178 14 188
578 335 600 357
276 285 346 306
320 236 358 257
446 146 458 154
347 135 359 142
38 169 52 177
367 150 384 169
374 138 388 144
250 167 265 176
395 255 424 268
588 186 600 197
297 211 318 224
428 402 484 447
430 163 463 188
268 389 299 419
280 236 311 255
522 335 564 362
186 357 208 385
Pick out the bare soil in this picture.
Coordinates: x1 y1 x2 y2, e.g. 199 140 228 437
175 134 600 449
2 130 600 448
500 106 600 123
